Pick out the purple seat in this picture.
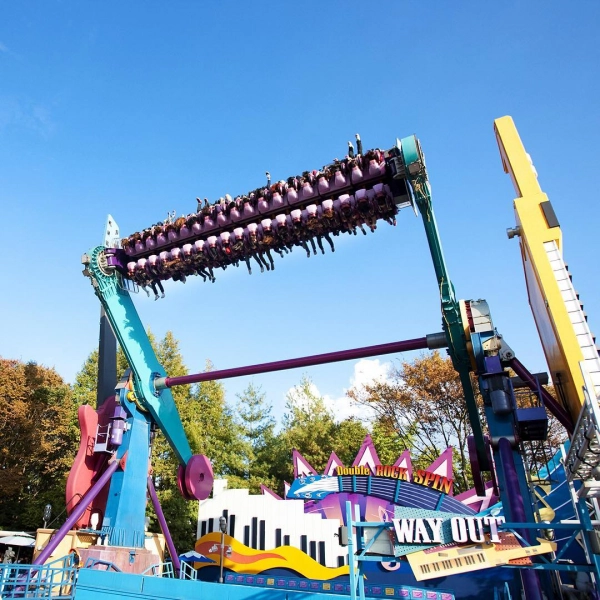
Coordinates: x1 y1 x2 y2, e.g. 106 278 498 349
304 204 325 236
368 159 385 178
220 231 233 260
193 240 203 254
182 243 193 259
191 221 203 235
230 198 243 223
354 188 370 207
372 182 392 200
159 250 170 266
202 214 217 235
270 188 285 212
233 227 245 245
261 218 274 233
330 168 349 193
146 254 162 278
363 151 386 182
155 232 168 248
167 229 180 243
338 193 355 210
350 160 364 184
145 236 157 251
275 213 288 230
178 224 191 240
216 205 231 228
257 190 270 214
316 173 330 195
134 239 145 253
170 247 182 261
336 194 356 225
206 235 219 253
298 180 317 204
127 261 137 278
372 183 394 216
242 201 256 220
290 208 302 225
284 186 298 206
305 204 319 222
246 222 259 237
321 199 335 217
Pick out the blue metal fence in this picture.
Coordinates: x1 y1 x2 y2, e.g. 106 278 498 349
0 554 77 599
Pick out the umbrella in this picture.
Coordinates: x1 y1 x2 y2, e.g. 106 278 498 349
179 551 214 563
0 536 34 548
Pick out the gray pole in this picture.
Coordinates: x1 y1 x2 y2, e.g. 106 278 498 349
218 516 227 583
97 215 120 409
97 307 117 408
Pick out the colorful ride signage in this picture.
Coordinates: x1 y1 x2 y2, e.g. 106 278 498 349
335 464 453 495
392 515 506 545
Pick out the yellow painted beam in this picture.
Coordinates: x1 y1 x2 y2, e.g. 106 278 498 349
494 116 584 423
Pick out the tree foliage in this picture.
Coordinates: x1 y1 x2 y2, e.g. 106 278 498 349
8 334 557 545
234 383 276 493
348 351 477 493
70 332 247 551
264 376 368 491
0 359 78 530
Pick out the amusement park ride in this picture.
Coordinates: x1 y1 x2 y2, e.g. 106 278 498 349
2 117 600 600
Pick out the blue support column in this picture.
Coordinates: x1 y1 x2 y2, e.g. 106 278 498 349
102 387 152 547
346 501 357 600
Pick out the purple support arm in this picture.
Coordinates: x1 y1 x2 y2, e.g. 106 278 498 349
33 458 120 566
498 438 543 600
156 337 431 389
147 476 181 574
509 357 573 433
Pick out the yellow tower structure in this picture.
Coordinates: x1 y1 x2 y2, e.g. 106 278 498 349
494 116 600 424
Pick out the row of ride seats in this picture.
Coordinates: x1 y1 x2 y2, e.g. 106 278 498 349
124 184 397 291
122 154 389 257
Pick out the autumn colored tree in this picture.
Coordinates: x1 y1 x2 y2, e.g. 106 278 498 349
347 351 477 493
0 358 78 529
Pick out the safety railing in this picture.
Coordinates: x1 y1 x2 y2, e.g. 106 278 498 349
0 554 77 599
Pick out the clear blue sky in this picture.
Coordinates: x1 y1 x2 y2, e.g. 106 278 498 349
1 2 598 423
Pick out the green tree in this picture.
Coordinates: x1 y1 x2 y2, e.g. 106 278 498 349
265 376 368 491
145 336 246 550
0 359 78 529
334 418 369 466
71 349 99 407
235 383 276 492
146 331 197 550
70 332 247 551
369 419 411 465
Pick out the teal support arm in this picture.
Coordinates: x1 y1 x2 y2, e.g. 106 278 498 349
82 246 193 465
400 136 488 470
